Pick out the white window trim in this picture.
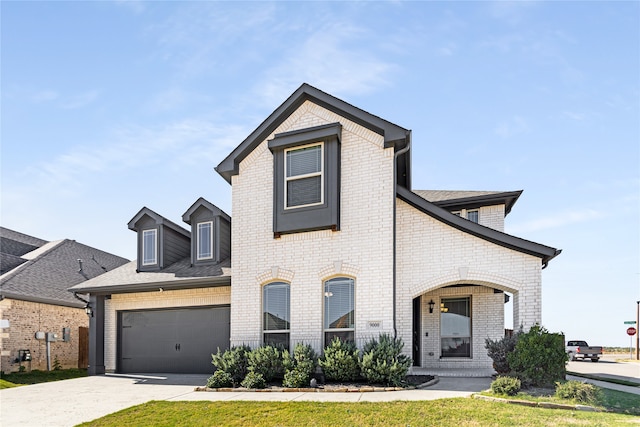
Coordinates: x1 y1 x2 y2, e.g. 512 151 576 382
323 277 355 345
452 209 479 223
142 229 157 266
284 141 324 210
196 221 214 260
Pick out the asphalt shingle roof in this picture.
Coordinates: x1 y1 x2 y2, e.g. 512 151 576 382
68 256 231 294
0 228 129 307
413 190 507 203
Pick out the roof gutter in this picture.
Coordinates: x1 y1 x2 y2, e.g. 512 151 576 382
392 132 412 339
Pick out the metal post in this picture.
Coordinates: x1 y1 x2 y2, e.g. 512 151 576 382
636 301 640 360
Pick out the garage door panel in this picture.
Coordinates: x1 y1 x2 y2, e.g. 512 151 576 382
119 306 230 374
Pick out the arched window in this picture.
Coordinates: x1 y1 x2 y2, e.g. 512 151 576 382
263 282 290 350
323 277 354 345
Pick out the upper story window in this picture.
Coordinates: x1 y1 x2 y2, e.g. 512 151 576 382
466 210 479 223
324 277 355 345
268 123 341 236
196 221 213 260
284 143 323 208
263 281 290 350
142 229 157 266
452 209 479 223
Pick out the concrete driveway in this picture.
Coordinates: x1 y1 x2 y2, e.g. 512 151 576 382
0 373 491 427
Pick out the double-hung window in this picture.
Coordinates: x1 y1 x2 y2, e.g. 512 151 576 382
440 297 471 358
284 143 323 208
324 277 354 344
142 229 157 266
263 282 290 350
196 221 213 260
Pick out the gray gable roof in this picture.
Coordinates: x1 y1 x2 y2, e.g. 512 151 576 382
69 257 230 294
398 187 561 267
128 207 190 237
215 83 412 185
414 190 523 215
182 197 231 225
0 227 48 250
0 237 129 307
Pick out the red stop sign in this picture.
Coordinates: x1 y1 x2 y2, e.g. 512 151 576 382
627 327 637 336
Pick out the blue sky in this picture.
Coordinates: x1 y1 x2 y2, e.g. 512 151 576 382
2 1 638 347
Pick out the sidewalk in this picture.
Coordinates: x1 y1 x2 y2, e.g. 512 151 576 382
566 374 640 395
0 374 492 427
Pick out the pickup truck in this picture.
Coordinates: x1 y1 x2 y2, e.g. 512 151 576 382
566 340 602 362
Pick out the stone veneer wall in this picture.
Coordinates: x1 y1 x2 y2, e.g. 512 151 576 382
230 100 396 354
0 299 88 373
103 286 231 372
396 198 543 369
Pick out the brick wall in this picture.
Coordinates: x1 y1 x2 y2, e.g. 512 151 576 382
479 204 505 232
396 198 543 369
0 299 88 373
103 286 230 372
230 100 396 354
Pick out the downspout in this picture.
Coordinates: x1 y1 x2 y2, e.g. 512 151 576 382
392 132 411 339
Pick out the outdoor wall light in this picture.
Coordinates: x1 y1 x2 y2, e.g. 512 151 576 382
84 304 93 317
428 299 435 313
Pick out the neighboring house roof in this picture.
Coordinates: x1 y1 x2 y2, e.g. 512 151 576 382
414 190 523 215
0 227 48 274
398 187 561 267
0 230 129 307
68 257 231 295
215 82 412 185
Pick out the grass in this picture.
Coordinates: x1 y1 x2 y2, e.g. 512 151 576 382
0 368 87 388
76 399 639 427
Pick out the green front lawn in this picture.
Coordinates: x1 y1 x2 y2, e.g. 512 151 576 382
78 399 638 427
0 368 87 388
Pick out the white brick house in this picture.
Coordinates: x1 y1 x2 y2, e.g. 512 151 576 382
71 84 559 374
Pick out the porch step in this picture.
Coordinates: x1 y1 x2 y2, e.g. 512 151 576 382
410 367 495 378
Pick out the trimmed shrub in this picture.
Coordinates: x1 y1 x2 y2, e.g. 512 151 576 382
360 333 411 387
485 328 521 374
320 337 360 382
507 324 567 387
211 345 251 386
206 370 233 388
555 380 601 404
247 345 285 382
241 371 266 389
282 343 318 388
490 376 521 396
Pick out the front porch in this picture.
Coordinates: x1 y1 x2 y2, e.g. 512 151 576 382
410 366 495 378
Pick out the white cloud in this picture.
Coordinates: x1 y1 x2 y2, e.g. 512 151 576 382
32 90 59 103
256 22 396 107
494 116 529 138
509 208 604 234
60 89 101 110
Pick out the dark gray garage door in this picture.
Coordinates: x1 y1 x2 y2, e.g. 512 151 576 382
118 306 230 374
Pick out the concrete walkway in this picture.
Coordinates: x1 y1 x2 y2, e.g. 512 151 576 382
0 374 491 427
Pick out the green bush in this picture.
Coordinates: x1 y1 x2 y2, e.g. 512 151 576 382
282 343 318 388
507 324 567 387
206 370 233 388
320 337 360 382
555 380 601 404
485 328 521 374
211 345 251 386
360 333 411 386
247 345 285 382
241 371 266 389
490 376 521 396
